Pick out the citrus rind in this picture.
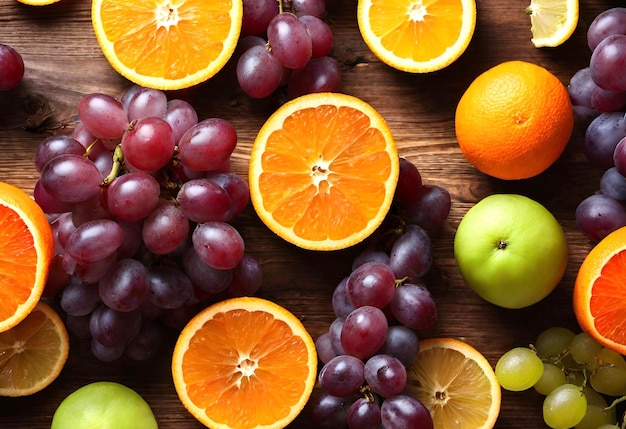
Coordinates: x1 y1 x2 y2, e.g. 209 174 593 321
527 0 579 48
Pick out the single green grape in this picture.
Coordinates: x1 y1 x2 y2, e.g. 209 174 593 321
535 327 575 359
495 347 544 391
534 362 567 396
574 404 617 429
569 332 603 368
590 347 626 396
581 386 609 408
542 384 587 429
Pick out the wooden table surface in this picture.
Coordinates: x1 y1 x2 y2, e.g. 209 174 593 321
0 0 622 427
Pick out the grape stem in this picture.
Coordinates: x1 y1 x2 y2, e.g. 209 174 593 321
102 145 124 186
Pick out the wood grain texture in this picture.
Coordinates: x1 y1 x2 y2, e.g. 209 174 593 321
0 0 621 427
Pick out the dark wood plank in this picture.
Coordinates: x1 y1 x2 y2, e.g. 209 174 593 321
0 0 621 427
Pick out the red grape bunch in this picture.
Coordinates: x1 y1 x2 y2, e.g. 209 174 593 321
35 85 262 362
236 0 341 99
309 158 451 429
567 7 626 242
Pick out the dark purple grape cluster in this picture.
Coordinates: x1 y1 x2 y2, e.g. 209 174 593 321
309 158 451 429
0 43 24 91
236 0 340 99
566 7 626 242
36 85 262 362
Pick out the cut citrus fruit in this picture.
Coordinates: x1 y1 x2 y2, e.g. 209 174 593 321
91 0 243 90
574 225 626 355
406 337 501 428
16 0 61 4
356 0 477 73
0 301 69 397
249 92 399 251
0 181 54 333
171 297 317 429
526 0 579 48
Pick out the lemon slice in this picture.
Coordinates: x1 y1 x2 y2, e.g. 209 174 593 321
526 0 579 48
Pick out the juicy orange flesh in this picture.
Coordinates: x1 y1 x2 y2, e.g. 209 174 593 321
0 206 37 322
99 0 234 79
0 310 61 390
258 104 393 242
368 0 464 61
181 309 311 428
590 250 626 345
407 346 494 426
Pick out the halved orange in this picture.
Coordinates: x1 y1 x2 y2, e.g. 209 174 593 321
357 0 477 73
171 297 317 429
248 92 400 251
0 301 70 396
91 0 243 90
16 0 61 4
406 337 501 428
574 226 626 355
0 181 54 333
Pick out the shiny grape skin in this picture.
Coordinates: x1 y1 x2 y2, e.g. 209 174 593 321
206 172 250 220
162 99 199 144
380 395 434 429
192 221 245 270
78 93 129 140
591 85 626 112
33 180 73 214
125 87 168 121
181 247 233 294
583 111 626 167
147 265 194 309
60 280 101 317
292 0 326 17
309 392 354 429
121 116 176 172
340 306 388 360
332 277 355 319
0 43 24 91
241 0 279 36
377 325 420 367
590 34 626 93
267 12 312 69
236 44 284 98
34 135 86 172
142 202 190 255
587 7 626 51
287 56 341 99
364 354 407 397
299 15 333 58
316 333 337 365
89 304 142 347
575 193 626 242
390 283 438 331
388 224 433 280
99 258 150 312
106 172 161 221
65 219 124 264
404 185 452 233
346 261 397 309
329 318 346 355
394 158 423 209
318 355 365 397
613 136 626 176
177 178 231 223
228 253 264 297
177 118 237 172
347 397 382 429
40 154 104 203
568 67 596 109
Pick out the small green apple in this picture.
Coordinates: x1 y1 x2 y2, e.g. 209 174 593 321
453 193 568 309
51 381 158 429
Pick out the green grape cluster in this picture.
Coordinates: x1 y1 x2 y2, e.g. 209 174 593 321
495 326 626 429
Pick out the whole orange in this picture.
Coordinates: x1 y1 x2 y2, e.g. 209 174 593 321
455 60 574 180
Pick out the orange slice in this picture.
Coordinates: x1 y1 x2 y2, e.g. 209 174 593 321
16 0 61 4
574 226 626 355
248 92 399 251
171 297 317 429
91 0 243 90
357 0 477 73
0 301 70 396
0 181 54 333
406 337 501 428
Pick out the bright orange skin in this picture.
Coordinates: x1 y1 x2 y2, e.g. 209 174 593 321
455 60 574 180
574 226 626 355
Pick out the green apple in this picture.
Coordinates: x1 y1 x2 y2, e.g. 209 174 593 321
453 193 568 309
51 381 158 429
